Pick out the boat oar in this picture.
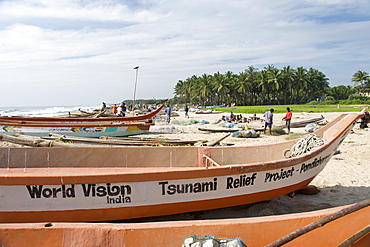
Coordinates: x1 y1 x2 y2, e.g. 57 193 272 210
0 133 39 146
93 109 106 118
0 133 79 147
206 133 231 146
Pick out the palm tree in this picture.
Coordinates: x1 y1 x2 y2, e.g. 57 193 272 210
352 70 369 93
281 66 294 105
173 65 331 106
266 66 281 104
327 85 354 100
213 72 229 105
235 71 251 105
306 68 329 102
245 66 260 105
293 67 308 104
258 70 269 104
197 74 214 106
174 80 187 103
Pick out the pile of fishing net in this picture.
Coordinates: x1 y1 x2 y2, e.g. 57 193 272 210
231 129 259 138
171 119 209 125
284 133 325 158
182 235 246 247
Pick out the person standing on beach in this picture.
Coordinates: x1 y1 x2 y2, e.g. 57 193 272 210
117 103 126 117
263 108 274 134
282 107 292 134
165 105 171 123
101 102 106 111
185 105 189 118
112 104 118 114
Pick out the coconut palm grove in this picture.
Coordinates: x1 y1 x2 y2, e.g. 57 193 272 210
172 65 370 106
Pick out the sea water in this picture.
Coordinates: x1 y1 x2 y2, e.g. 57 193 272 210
0 105 100 117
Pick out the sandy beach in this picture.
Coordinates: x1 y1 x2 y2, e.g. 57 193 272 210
1 109 369 222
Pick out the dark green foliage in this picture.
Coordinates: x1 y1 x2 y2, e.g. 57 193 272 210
172 67 370 107
173 65 329 106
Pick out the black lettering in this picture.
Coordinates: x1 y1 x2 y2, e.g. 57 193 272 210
185 183 193 193
52 187 61 198
42 188 53 198
233 178 240 188
106 196 132 204
226 177 234 189
168 184 176 195
159 181 168 195
82 184 96 197
202 181 212 191
177 184 185 193
121 185 131 196
193 182 201 193
26 185 43 198
96 186 107 197
65 185 75 198
250 173 257 185
108 184 120 196
159 178 218 195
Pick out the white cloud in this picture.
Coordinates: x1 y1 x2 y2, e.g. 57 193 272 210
0 0 369 106
0 0 164 22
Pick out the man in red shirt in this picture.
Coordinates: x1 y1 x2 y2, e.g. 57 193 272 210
282 107 292 134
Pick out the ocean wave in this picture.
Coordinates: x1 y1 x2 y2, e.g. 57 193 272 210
0 105 99 117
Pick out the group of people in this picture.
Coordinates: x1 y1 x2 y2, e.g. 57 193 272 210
221 112 248 123
164 105 189 124
102 102 127 117
103 101 293 133
116 103 127 117
263 107 292 135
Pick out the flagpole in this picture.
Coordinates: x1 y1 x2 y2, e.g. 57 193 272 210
133 66 139 115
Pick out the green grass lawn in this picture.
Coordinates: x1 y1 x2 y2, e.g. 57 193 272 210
212 105 368 114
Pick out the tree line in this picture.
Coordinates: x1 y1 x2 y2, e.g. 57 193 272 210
172 65 370 106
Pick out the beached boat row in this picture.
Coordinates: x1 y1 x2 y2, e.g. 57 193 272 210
0 121 154 138
0 105 164 137
0 105 164 122
0 113 363 224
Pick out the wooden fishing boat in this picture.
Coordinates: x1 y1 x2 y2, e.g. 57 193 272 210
198 126 243 132
0 113 363 223
0 200 368 246
279 115 325 128
0 104 164 123
0 121 153 138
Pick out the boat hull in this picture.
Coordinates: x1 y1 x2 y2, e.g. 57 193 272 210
0 105 164 122
0 113 362 223
0 138 344 223
0 204 368 247
0 177 315 223
0 123 152 137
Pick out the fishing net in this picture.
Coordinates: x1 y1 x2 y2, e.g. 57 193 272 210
182 235 246 247
284 133 325 158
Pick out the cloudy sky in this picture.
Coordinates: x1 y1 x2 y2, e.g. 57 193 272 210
1 0 369 107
